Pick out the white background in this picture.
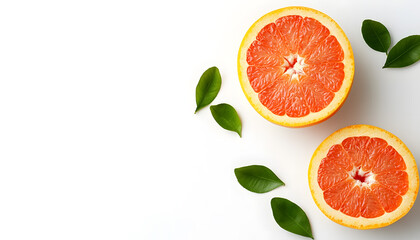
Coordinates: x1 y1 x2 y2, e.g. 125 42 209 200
0 0 419 239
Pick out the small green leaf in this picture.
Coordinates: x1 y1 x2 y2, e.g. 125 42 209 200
195 67 221 113
210 103 242 137
271 198 313 239
362 19 391 53
234 165 284 193
384 35 420 68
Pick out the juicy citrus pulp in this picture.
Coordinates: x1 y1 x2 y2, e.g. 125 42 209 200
238 6 354 127
309 125 419 229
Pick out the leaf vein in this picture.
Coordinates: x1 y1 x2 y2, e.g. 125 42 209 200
386 42 420 66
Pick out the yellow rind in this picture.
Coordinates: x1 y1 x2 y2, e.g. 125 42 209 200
308 125 419 229
238 6 354 127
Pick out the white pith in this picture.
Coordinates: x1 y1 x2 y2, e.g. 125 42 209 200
283 54 306 81
349 166 375 187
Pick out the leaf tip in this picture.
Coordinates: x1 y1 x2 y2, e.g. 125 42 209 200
270 197 278 204
362 19 368 25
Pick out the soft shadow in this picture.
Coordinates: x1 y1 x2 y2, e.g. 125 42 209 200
299 48 375 140
362 166 420 239
265 48 379 158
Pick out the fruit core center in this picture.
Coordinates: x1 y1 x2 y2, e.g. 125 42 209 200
283 54 306 79
350 167 374 186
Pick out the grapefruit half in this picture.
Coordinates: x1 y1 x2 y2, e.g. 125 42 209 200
238 7 354 127
308 125 419 229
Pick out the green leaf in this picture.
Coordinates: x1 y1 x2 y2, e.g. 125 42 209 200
271 198 313 239
361 19 391 53
195 67 221 113
384 35 420 68
234 165 284 193
210 103 242 137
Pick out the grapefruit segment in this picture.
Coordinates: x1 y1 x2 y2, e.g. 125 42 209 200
247 66 284 93
326 144 352 171
306 35 344 64
360 187 385 218
323 179 354 210
340 186 362 218
341 136 370 167
255 23 283 47
238 6 354 127
258 78 289 116
317 157 348 190
376 171 409 196
304 62 344 92
247 40 285 66
300 76 334 112
309 125 419 229
372 145 406 173
298 17 330 57
284 81 310 117
363 137 388 170
371 183 403 213
275 15 303 53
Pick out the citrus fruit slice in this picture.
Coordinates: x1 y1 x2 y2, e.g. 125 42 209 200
308 125 419 229
238 7 354 127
